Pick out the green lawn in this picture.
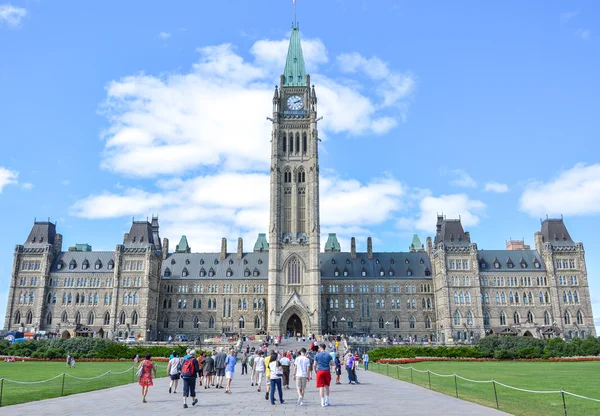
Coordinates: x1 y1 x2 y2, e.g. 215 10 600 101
370 361 600 416
0 361 164 407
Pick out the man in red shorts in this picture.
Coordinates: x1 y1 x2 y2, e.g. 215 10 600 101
313 343 334 407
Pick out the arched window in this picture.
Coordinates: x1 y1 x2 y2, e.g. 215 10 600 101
454 292 459 304
501 293 506 304
179 317 184 328
453 310 461 325
282 133 287 152
14 310 21 324
483 310 490 326
576 310 584 325
466 311 473 325
287 256 301 285
573 291 579 303
515 292 519 304
119 311 126 325
568 291 573 303
378 316 384 329
527 311 534 323
239 316 245 329
134 293 139 305
254 316 261 329
193 316 199 329
496 293 500 304
394 316 400 329
74 311 81 325
509 292 514 304
163 316 168 328
131 311 138 325
544 311 551 325
104 312 110 325
545 292 549 304
500 311 507 326
425 316 431 329
209 316 215 329
465 292 471 304
88 312 94 325
564 311 571 325
563 291 567 303
168 299 172 309
409 315 416 329
513 311 520 324
46 311 52 325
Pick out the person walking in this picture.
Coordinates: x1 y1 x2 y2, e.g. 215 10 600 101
214 347 227 389
280 352 291 389
264 350 272 400
293 347 311 406
137 353 157 403
249 351 256 386
181 350 200 408
334 353 342 384
253 350 265 392
203 351 215 389
224 348 237 394
241 352 248 375
314 343 333 407
268 352 285 405
167 352 181 394
345 352 355 384
362 352 369 371
134 353 140 365
66 352 72 368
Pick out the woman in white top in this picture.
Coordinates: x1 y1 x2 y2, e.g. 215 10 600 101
268 352 284 405
253 351 265 392
166 352 181 394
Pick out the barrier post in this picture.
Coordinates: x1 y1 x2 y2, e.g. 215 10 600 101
454 374 458 398
0 378 4 407
61 373 66 396
410 367 413 383
106 371 110 388
132 367 135 383
492 380 499 409
386 364 389 376
561 389 567 416
428 370 431 389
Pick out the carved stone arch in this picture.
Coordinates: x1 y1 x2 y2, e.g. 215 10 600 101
279 305 309 336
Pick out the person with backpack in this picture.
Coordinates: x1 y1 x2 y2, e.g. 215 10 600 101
180 350 200 408
203 352 215 389
334 353 342 385
167 352 181 394
249 352 256 386
268 351 285 405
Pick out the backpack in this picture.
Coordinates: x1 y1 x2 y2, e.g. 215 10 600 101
181 357 195 377
249 356 254 367
176 358 182 372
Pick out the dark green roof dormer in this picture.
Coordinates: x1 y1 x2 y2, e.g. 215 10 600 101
283 24 307 87
176 235 191 253
324 233 341 252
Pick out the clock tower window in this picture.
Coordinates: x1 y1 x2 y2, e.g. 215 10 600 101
282 133 287 153
289 135 294 153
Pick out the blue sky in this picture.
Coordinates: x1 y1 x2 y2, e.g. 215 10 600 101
1 1 599 333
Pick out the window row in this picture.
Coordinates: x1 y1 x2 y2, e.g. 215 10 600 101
21 261 41 271
57 259 115 271
58 292 114 306
17 291 35 305
375 315 432 330
558 275 578 286
18 276 38 286
281 132 309 155
451 276 471 286
165 267 261 278
448 260 469 270
163 315 262 330
164 283 264 294
555 259 576 270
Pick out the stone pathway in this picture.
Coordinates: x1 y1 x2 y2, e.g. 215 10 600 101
7 352 509 415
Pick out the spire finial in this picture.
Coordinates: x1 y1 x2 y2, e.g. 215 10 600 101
293 0 297 28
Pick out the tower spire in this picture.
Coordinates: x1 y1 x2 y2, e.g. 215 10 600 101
283 15 306 87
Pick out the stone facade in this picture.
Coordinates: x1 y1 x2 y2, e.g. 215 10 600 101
3 26 596 343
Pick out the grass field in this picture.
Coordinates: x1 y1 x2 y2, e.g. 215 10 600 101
370 361 600 416
0 361 163 407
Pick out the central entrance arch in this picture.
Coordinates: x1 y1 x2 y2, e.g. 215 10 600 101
286 314 303 337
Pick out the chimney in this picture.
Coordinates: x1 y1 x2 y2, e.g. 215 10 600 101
237 237 243 259
53 233 63 254
367 237 373 259
123 233 129 244
162 238 169 261
350 237 356 260
220 237 227 260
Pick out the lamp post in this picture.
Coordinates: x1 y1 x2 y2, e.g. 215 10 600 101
239 317 244 341
385 321 390 341
340 317 346 336
147 328 151 343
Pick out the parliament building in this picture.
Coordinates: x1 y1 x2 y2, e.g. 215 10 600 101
3 24 596 343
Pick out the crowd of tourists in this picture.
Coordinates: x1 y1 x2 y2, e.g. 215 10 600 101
135 336 370 408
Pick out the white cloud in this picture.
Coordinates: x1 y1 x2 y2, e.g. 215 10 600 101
449 169 477 188
576 28 591 41
0 167 18 192
158 32 171 39
21 182 33 190
0 4 26 27
416 194 485 230
99 37 415 178
337 52 415 107
560 9 580 24
484 182 509 193
520 163 600 217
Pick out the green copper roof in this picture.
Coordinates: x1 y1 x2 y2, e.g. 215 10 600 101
410 234 423 251
324 233 341 252
253 233 269 252
176 235 191 253
283 25 307 86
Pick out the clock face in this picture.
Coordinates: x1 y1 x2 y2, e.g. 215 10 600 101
286 95 304 110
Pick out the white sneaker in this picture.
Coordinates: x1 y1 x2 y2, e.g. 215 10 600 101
300 401 305 406
297 397 302 405
325 400 330 406
321 404 326 408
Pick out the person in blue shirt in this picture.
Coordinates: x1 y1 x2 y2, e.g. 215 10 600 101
313 343 334 407
224 348 237 394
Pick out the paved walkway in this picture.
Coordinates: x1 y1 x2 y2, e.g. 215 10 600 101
7 353 509 415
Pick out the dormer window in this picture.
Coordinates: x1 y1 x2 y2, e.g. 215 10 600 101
164 267 171 277
185 259 190 265
379 268 385 276
343 268 349 277
405 259 409 264
200 268 206 277
375 259 379 264
82 260 89 270
258 259 263 265
388 268 394 276
334 268 339 277
95 260 102 270
520 261 527 269
420 258 424 264
182 267 188 277
424 268 431 276
361 267 367 277
507 260 514 269
40 236 43 243
244 268 251 277
32 236 36 243
200 259 204 265
107 260 114 270
253 268 260 277
140 236 144 243
481 262 487 269
69 260 77 270
331 259 335 265
226 268 233 277
57 261 64 270
534 260 540 269
361 259 365 264
171 258 176 265
390 259 395 264
244 259 248 265
214 259 219 265
494 261 500 269
208 268 215 277
229 259 233 265
132 236 136 243
346 259 350 264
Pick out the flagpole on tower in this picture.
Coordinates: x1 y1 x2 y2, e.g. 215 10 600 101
293 0 297 27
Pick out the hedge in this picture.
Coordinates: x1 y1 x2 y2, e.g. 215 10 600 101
366 336 600 362
0 338 208 360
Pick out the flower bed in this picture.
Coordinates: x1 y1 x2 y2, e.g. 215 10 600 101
1 355 170 362
377 356 600 364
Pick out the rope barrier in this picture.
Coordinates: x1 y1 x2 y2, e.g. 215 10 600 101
65 372 110 380
375 362 600 404
1 373 65 384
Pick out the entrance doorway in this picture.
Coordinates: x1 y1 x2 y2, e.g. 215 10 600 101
286 314 303 337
